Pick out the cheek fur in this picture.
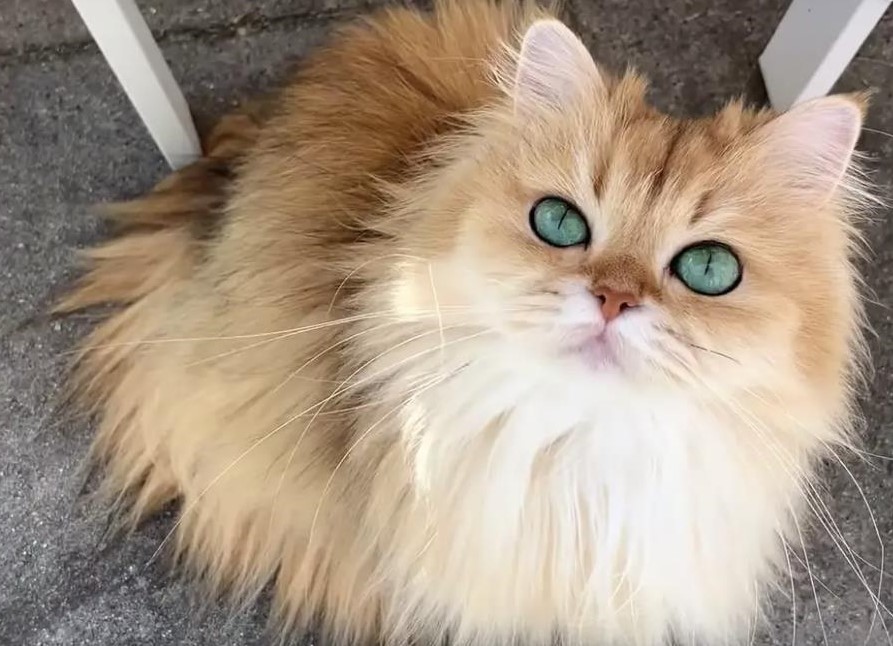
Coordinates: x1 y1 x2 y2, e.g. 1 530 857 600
555 283 602 329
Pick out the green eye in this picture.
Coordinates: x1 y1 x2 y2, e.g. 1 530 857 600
530 197 590 248
671 242 742 296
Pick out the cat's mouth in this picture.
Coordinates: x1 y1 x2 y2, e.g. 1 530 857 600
562 330 625 371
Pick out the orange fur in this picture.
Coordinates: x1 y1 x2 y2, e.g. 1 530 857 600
62 2 872 644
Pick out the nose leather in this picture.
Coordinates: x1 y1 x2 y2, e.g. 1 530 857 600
591 288 640 322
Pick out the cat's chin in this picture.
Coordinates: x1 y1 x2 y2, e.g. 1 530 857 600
562 333 626 372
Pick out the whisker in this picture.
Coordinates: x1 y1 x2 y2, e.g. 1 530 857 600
781 537 798 646
785 546 840 599
427 56 489 63
744 415 890 626
696 378 893 639
864 126 893 140
855 56 893 69
304 368 462 552
264 323 486 543
741 387 893 641
65 310 411 356
790 505 829 646
662 327 740 366
146 326 488 567
683 341 740 364
428 263 446 363
748 584 760 646
264 369 438 536
267 325 489 518
184 327 318 369
823 444 890 645
850 448 893 462
263 321 402 402
65 306 490 357
326 253 428 314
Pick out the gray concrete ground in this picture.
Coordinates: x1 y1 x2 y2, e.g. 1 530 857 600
2 1 893 644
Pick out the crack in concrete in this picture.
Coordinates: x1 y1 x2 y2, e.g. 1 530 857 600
0 5 356 66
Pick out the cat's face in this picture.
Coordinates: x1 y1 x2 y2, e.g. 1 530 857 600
400 21 864 417
461 104 856 392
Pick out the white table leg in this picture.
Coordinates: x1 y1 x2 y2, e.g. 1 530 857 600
71 0 202 169
759 0 892 110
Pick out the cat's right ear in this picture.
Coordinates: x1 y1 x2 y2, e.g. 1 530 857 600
512 20 605 116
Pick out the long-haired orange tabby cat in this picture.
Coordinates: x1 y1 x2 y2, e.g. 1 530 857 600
62 1 872 644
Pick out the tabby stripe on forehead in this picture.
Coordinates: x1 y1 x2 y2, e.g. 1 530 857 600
648 121 684 204
689 192 712 225
592 150 608 198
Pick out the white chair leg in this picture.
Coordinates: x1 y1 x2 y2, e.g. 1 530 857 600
759 0 892 110
71 0 202 169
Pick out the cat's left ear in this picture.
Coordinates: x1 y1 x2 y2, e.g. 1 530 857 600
755 94 865 200
513 20 605 116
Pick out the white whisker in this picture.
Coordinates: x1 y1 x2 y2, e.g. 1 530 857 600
791 505 828 646
428 263 445 363
305 365 467 549
147 325 488 567
266 326 490 538
327 253 428 314
781 537 798 646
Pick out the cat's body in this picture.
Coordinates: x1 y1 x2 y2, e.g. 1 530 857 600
63 2 871 644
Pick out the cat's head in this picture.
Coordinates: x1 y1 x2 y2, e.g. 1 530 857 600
389 19 869 438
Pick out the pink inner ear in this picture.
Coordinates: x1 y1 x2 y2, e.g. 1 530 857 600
762 97 863 195
513 20 602 113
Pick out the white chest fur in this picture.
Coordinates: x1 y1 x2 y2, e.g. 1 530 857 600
369 340 790 645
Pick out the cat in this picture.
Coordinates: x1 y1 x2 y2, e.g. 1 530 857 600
61 1 873 644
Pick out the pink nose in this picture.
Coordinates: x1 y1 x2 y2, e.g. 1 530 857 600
592 288 640 322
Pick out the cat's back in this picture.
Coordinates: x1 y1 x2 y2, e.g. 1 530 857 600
247 1 542 182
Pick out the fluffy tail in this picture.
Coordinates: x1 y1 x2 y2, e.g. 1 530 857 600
57 112 260 313
58 110 262 517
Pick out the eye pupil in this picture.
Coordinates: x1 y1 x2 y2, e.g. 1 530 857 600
671 242 741 296
530 197 590 248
